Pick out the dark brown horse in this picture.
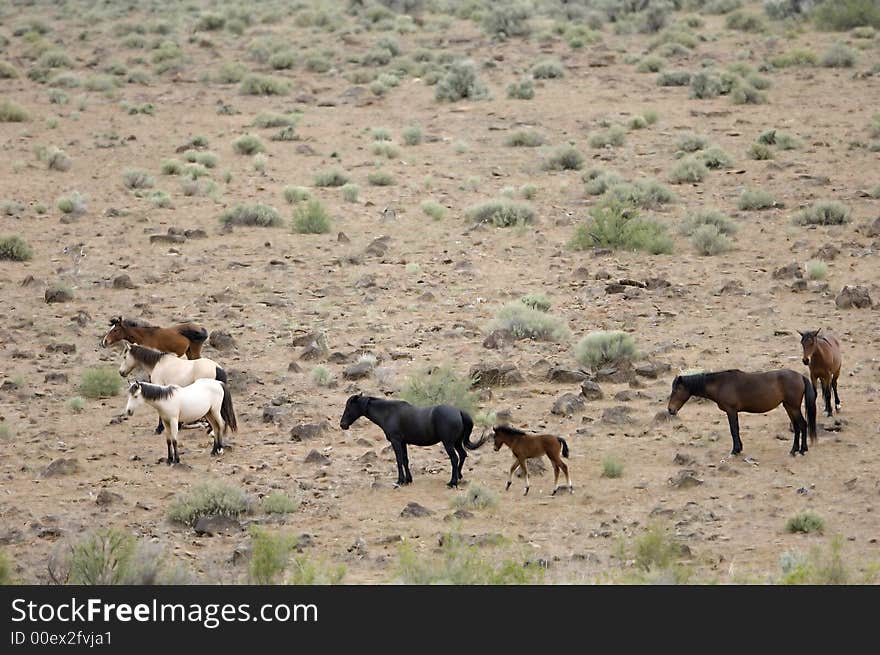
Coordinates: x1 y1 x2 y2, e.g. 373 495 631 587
101 316 208 359
667 369 817 456
798 329 842 417
492 425 572 496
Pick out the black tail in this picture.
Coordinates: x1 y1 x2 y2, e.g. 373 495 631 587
804 375 817 444
461 412 484 449
558 437 569 458
178 326 208 343
220 382 238 433
215 366 228 384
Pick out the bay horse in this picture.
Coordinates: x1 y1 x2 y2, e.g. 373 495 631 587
667 369 817 456
124 379 237 464
492 425 572 496
117 342 228 434
798 329 842 417
101 316 208 359
339 393 485 488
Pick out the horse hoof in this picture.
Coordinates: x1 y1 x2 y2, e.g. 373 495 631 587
523 488 529 496
505 482 511 491
551 489 557 496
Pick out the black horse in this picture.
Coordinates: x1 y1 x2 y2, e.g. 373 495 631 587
339 394 485 487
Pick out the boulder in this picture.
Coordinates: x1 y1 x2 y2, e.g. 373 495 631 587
835 285 872 309
194 515 241 536
343 361 373 380
551 393 585 416
208 330 236 351
45 287 73 304
547 366 587 383
469 362 524 387
580 380 604 400
601 406 635 424
290 422 329 442
400 502 433 518
41 458 81 477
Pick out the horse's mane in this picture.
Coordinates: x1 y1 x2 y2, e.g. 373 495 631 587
130 344 171 367
123 318 155 328
494 425 527 436
138 382 177 400
680 370 740 396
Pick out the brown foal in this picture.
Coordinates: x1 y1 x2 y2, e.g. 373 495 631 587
492 425 572 496
798 329 842 417
101 316 208 359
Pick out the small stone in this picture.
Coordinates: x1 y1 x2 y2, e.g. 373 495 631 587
304 449 330 465
41 458 81 477
469 362 524 387
547 366 587 383
400 502 433 518
672 453 695 466
209 330 237 351
46 343 76 354
601 406 634 424
194 515 241 536
635 362 671 379
772 262 803 279
835 285 872 309
96 490 123 506
112 274 136 289
45 287 73 304
44 372 68 384
290 422 328 442
343 361 373 380
551 393 585 416
482 329 513 350
580 380 604 400
668 469 703 489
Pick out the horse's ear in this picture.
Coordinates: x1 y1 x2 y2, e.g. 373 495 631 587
815 327 822 335
110 316 121 326
796 330 804 337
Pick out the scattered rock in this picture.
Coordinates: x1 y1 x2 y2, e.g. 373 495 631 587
209 330 236 350
547 366 587 383
343 361 373 380
194 515 241 536
672 453 695 466
337 232 350 243
580 380 604 400
95 490 123 506
482 329 513 350
551 393 585 416
635 362 671 379
41 458 81 477
45 287 73 304
46 343 76 354
112 274 136 289
668 469 703 489
719 280 746 295
653 410 677 423
262 405 287 424
594 363 634 384
791 279 807 292
865 217 880 238
149 233 186 244
835 285 872 309
298 333 329 360
469 362 524 387
45 372 69 384
357 450 377 463
572 266 590 280
516 458 546 477
448 509 474 520
772 262 803 279
354 274 376 289
290 422 328 442
813 244 839 261
0 528 25 545
304 449 330 465
400 502 433 518
364 236 391 257
601 406 635 424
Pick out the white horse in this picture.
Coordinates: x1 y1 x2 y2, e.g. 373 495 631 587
118 342 227 434
124 380 238 464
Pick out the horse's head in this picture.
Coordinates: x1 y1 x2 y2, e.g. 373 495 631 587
492 427 505 451
798 329 821 366
101 316 125 348
667 376 691 416
340 393 365 430
492 425 521 451
117 342 136 377
124 380 143 416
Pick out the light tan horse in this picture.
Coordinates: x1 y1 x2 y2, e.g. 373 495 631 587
798 329 843 417
492 425 572 496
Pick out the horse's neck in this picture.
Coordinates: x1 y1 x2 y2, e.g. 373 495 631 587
362 398 401 426
128 325 155 340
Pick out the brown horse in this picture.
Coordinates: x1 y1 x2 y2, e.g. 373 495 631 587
667 369 817 456
492 425 572 496
798 329 842 418
101 316 208 359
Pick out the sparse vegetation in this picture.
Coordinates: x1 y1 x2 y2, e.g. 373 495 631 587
284 186 312 204
435 60 488 102
239 74 291 96
123 169 155 189
490 302 570 342
571 201 673 254
575 330 637 370
806 260 828 280
342 183 359 203
292 199 332 234
680 209 738 237
314 168 349 187
779 536 855 585
506 78 534 99
747 142 774 160
466 200 535 227
691 225 733 255
669 156 708 184
232 134 265 155
820 42 857 67
0 235 34 261
786 511 825 534
813 0 880 31
602 456 624 479
657 70 692 86
57 191 87 215
588 126 626 148
421 200 445 220
262 492 299 515
794 202 850 226
219 203 283 228
167 481 250 527
520 293 551 312
542 145 584 171
399 366 478 415
0 100 29 122
452 484 498 510
248 527 296 585
532 58 565 79
738 188 776 210
79 367 121 399
368 170 395 186
66 528 184 585
505 130 545 147
402 126 423 145
66 396 85 413
311 365 333 387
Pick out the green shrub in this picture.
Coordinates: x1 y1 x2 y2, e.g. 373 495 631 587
583 169 625 195
680 209 737 236
149 191 171 208
634 525 684 571
239 74 291 96
248 527 296 584
542 145 584 171
368 170 395 186
57 191 87 215
821 42 857 67
435 60 488 102
786 511 825 534
466 200 535 227
747 142 774 160
168 481 251 527
421 200 445 220
269 50 297 70
80 367 121 398
371 141 400 159
588 126 626 148
814 0 880 31
253 112 297 128
730 83 767 105
452 484 498 510
314 168 349 187
39 49 73 68
738 188 775 210
691 224 733 255
341 183 359 203
232 134 264 155
160 159 183 175
123 169 154 189
483 4 532 39
284 186 311 204
637 56 664 72
668 156 708 184
196 12 226 31
399 366 478 414
532 58 565 79
690 71 722 99
0 235 34 261
84 75 120 92
520 293 551 312
262 492 299 514
602 456 623 479
215 62 248 83
402 126 422 145
627 115 649 130
769 48 817 68
292 199 332 234
575 330 637 370
0 100 29 122
806 259 828 280
67 529 139 584
490 302 570 342
505 130 545 147
219 203 282 227
794 202 850 226
697 146 734 169
254 156 267 174
0 61 19 79
287 555 346 585
396 534 542 585
779 536 852 585
66 396 85 413
606 180 676 210
657 70 691 86
725 11 767 32
506 78 534 99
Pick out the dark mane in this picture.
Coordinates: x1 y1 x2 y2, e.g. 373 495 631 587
123 318 155 328
494 425 527 436
680 370 741 397
130 344 170 367
138 382 177 401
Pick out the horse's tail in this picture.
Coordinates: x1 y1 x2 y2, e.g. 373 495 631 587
558 437 570 458
804 375 817 444
220 382 238 433
215 366 228 384
179 325 208 343
461 411 484 449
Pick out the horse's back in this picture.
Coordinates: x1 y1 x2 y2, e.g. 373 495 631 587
393 402 464 444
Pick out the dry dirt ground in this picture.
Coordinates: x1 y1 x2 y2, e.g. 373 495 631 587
1 1 879 584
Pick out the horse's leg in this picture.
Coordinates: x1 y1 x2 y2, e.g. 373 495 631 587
562 460 573 493
400 443 412 484
506 460 519 491
820 375 833 417
389 439 406 486
163 419 173 465
831 371 841 411
442 441 460 488
454 439 467 481
156 418 164 435
206 413 222 455
168 418 180 464
784 405 804 456
551 457 560 495
726 412 742 455
519 457 530 496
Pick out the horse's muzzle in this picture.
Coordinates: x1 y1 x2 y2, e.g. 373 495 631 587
667 408 677 416
493 445 501 451
126 409 133 417
339 421 349 430
802 358 810 366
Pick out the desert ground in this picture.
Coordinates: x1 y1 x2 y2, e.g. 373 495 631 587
1 0 879 584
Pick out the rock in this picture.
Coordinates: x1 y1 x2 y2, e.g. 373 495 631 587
44 372 68 384
41 458 81 477
668 469 703 489
482 329 513 350
400 502 433 518
149 233 186 244
343 361 373 380
184 228 207 239
605 283 627 294
672 453 695 466
287 361 302 373
291 331 322 347
290 422 329 442
262 405 286 423
298 333 329 360
45 287 73 304
594 362 634 384
835 285 872 309
364 236 391 257
551 393 585 416
719 280 746 295
337 232 350 243
772 262 803 279
635 362 671 379
814 244 839 260
469 362 524 387
112 274 135 289
653 410 677 423
208 330 236 351
516 458 546 477
0 527 25 545
601 406 634 424
572 266 590 280
231 543 251 565
547 366 587 383
580 380 604 400
645 277 671 290
194 515 241 536
327 351 352 364
46 342 76 354
791 279 808 292
354 274 376 289
95 490 123 506
613 390 635 401
304 449 330 465
865 217 880 237
357 450 377 463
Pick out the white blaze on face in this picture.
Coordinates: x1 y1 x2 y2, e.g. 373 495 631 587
125 388 142 416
